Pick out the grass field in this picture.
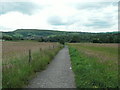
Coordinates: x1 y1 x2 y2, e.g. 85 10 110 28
2 41 62 88
68 43 119 88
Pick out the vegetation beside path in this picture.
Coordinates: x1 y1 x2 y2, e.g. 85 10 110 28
68 43 118 88
3 41 63 88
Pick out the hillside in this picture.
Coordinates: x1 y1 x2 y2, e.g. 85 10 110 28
2 29 120 43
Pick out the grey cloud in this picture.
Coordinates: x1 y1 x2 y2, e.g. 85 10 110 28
71 2 117 10
85 20 112 28
48 16 74 26
0 2 41 15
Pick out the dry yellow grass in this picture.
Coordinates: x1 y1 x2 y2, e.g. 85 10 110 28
69 43 119 70
2 41 60 63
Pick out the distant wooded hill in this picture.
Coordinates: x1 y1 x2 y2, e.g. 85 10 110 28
2 29 120 43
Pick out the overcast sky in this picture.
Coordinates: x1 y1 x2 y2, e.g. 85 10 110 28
0 0 119 32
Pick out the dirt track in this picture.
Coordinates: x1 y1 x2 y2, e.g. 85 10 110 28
27 46 76 88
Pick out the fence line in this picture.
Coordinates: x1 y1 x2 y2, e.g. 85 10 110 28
29 49 32 63
28 45 56 63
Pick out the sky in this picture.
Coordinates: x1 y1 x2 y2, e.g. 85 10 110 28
0 0 119 32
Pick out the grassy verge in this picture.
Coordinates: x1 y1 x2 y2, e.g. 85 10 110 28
3 45 63 88
68 45 118 88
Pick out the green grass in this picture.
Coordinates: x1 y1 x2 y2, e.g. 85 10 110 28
75 44 118 56
68 45 118 88
3 46 62 88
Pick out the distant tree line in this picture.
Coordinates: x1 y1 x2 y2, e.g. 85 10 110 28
2 30 120 43
39 33 120 43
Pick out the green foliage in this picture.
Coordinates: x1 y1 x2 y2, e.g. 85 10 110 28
70 35 81 43
69 46 118 88
59 39 65 45
2 35 13 40
92 38 100 43
2 29 120 43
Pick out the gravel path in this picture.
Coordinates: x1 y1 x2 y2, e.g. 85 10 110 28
27 46 76 88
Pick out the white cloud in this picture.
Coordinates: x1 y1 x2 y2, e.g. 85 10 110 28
0 0 118 32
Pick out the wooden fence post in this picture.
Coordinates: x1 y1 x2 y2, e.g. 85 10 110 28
29 49 32 63
40 48 42 52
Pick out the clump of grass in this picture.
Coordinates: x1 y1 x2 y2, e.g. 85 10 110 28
69 46 118 88
3 45 62 88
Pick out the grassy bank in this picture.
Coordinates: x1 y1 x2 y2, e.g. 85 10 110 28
68 43 118 88
2 41 63 88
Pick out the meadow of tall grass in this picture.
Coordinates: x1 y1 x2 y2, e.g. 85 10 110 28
68 43 119 88
2 41 62 88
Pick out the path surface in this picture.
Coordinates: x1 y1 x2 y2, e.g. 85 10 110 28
27 46 76 88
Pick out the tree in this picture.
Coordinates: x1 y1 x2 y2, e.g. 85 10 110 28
59 39 65 45
70 35 80 43
2 35 13 40
92 38 100 43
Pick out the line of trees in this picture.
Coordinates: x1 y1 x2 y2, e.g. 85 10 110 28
2 31 120 43
37 34 120 43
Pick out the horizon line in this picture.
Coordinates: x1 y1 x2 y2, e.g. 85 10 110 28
1 28 119 33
